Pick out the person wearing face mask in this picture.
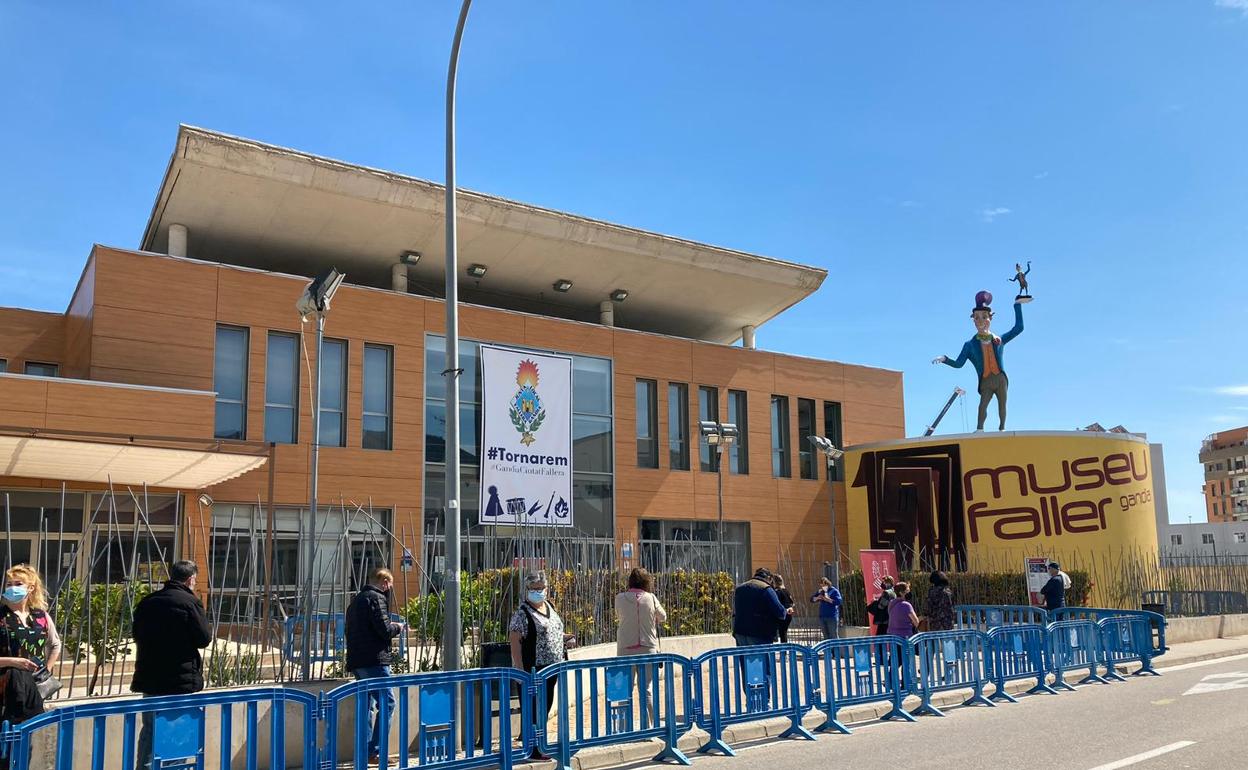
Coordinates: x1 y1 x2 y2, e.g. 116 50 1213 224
0 564 62 729
346 567 405 765
509 571 576 761
131 560 212 770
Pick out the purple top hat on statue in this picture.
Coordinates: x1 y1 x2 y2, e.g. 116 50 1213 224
973 290 993 314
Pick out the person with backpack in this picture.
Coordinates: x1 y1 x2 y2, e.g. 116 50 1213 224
868 575 896 636
509 571 577 761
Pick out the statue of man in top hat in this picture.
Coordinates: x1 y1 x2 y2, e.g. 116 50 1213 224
931 291 1025 431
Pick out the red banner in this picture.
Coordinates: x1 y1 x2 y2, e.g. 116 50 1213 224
859 549 898 632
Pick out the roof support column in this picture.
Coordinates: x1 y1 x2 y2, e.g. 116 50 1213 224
167 223 188 257
742 325 757 349
600 300 615 327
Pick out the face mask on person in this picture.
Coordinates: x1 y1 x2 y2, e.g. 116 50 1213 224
3 586 28 605
527 589 547 604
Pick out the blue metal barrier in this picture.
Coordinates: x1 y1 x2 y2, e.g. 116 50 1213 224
985 624 1055 702
0 687 317 770
322 667 532 770
694 644 816 756
807 635 915 733
1097 616 1160 679
956 605 1049 630
907 630 995 717
535 654 692 770
283 612 410 668
1046 620 1107 690
1052 607 1167 658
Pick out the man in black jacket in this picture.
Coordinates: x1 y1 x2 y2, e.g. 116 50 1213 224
346 567 404 764
131 560 212 770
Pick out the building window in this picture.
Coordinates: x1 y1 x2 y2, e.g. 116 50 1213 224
797 398 817 479
1202 533 1215 545
1234 532 1246 544
639 519 750 579
824 401 844 481
668 383 690 471
363 344 393 450
1170 534 1182 546
727 390 749 475
264 332 299 444
214 325 249 440
698 386 719 472
319 338 347 447
635 379 659 468
771 395 791 478
24 362 58 377
0 359 6 373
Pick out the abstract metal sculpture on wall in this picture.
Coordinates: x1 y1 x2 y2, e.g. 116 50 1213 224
932 287 1027 432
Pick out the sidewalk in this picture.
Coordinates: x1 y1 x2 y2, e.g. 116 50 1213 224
560 635 1248 770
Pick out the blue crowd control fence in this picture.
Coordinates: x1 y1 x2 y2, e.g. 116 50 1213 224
955 605 1049 631
282 612 410 669
1051 608 1166 658
322 667 532 770
1097 616 1160 679
0 686 317 770
535 654 692 770
807 635 914 734
984 624 1055 701
907 630 995 717
1046 620 1107 690
693 644 816 756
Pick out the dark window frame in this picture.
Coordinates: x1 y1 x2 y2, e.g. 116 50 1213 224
635 379 659 469
668 383 690 471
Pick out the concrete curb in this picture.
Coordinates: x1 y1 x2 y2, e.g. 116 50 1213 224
559 643 1248 770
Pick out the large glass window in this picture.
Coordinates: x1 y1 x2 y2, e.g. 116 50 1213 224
264 332 299 444
639 519 750 579
771 395 791 478
319 338 347 447
363 344 393 450
24 362 58 377
698 386 719 472
668 383 690 471
636 379 658 468
798 398 817 479
727 390 749 475
823 401 844 481
214 326 249 440
0 359 6 373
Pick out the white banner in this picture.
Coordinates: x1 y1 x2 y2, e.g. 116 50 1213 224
478 345 574 527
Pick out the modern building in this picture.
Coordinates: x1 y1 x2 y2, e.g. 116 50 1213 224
1201 426 1248 522
1161 521 1248 565
0 126 904 602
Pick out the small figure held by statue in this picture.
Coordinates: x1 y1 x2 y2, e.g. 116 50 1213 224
931 290 1025 432
1009 260 1032 302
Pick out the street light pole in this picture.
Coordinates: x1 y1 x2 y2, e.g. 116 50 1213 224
442 0 474 673
808 436 844 587
716 444 725 575
301 313 324 681
700 420 737 578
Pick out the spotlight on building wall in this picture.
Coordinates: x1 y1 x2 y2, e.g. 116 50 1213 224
610 289 629 302
400 251 422 265
296 267 345 319
197 494 214 508
467 264 488 279
807 434 844 462
553 279 573 293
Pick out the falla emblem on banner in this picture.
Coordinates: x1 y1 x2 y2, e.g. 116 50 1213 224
509 359 546 447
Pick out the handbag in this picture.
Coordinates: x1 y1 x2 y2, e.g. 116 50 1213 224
33 667 61 700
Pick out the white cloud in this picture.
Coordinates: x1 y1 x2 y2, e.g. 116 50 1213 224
1033 171 1049 180
1216 0 1248 17
979 206 1012 223
1213 384 1248 396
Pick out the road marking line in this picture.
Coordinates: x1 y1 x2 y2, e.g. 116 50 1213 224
1156 652 1248 673
1183 672 1248 696
1086 741 1195 770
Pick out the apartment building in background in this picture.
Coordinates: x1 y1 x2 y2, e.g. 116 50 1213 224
0 126 905 604
1201 426 1248 523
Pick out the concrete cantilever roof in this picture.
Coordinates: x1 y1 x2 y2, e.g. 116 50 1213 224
140 126 827 345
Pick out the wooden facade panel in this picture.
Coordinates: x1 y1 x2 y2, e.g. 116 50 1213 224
459 306 528 347
525 317 614 358
93 305 217 349
842 419 905 447
844 402 906 431
91 336 215 382
93 248 218 320
691 343 774 392
63 255 96 379
842 365 905 409
0 377 49 428
773 355 846 401
89 366 213 393
612 333 692 380
0 309 66 371
43 381 214 436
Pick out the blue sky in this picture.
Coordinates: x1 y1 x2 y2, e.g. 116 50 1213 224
2 1 1247 522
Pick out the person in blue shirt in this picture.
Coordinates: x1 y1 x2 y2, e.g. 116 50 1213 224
732 568 789 645
1039 562 1066 611
932 291 1025 431
810 576 843 639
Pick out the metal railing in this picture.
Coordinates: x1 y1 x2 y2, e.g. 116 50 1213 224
907 630 995 717
955 604 1049 630
984 624 1055 701
807 635 914 733
693 644 816 756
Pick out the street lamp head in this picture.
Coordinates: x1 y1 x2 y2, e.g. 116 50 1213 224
698 420 719 437
807 434 844 462
296 267 346 319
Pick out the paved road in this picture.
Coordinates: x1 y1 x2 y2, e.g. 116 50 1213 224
635 653 1248 770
